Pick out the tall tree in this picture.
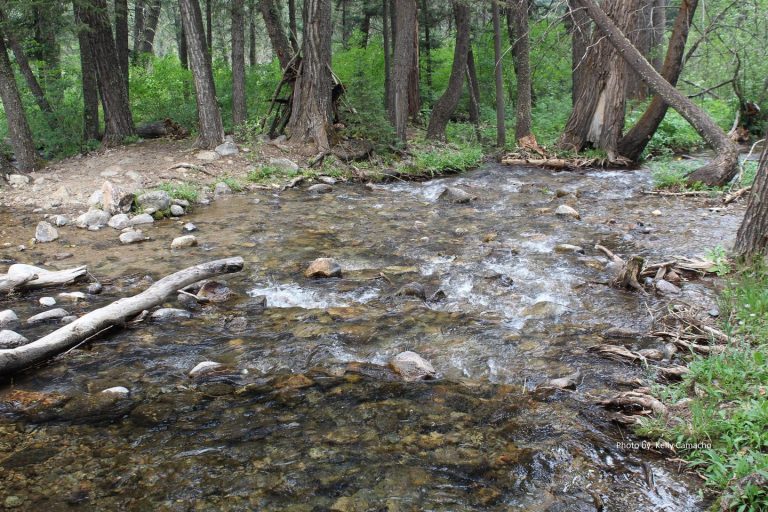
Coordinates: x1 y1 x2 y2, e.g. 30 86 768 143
389 0 418 141
382 0 391 110
133 0 145 60
421 0 432 93
205 0 213 54
176 3 189 68
232 0 247 126
288 0 299 52
260 0 294 71
32 5 61 101
509 0 532 141
570 0 739 186
564 0 589 106
115 0 129 92
734 143 768 257
426 1 470 141
287 0 333 151
140 0 162 54
179 0 224 148
248 0 257 65
74 3 100 141
492 0 505 146
0 25 38 172
617 0 697 160
80 0 135 145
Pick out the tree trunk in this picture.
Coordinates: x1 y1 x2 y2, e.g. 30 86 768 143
288 0 299 53
571 0 739 186
340 0 349 48
421 0 432 93
260 0 295 71
177 3 189 68
140 0 162 54
115 0 129 92
466 47 480 127
32 5 61 103
389 0 418 141
80 0 135 145
735 143 768 257
407 7 420 120
617 0 696 160
425 1 470 141
564 0 589 110
180 0 225 148
232 0 247 126
248 0 257 65
650 0 665 70
0 30 38 172
626 0 654 100
133 0 145 61
286 0 333 151
74 3 100 141
492 1 505 146
205 0 213 58
360 7 372 48
382 0 391 111
509 0 532 141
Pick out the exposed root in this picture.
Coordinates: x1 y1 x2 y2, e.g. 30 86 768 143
589 344 646 364
601 391 667 417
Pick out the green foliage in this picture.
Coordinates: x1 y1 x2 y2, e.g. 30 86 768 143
648 158 700 189
705 246 732 276
405 143 484 176
219 176 244 192
155 182 199 203
130 56 198 131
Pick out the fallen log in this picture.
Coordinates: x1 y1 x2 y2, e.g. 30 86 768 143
0 264 87 294
0 257 244 376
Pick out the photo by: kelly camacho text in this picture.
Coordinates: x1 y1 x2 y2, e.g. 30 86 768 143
617 441 712 451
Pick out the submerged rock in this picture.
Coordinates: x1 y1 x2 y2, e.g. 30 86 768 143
308 183 333 194
182 222 198 232
39 296 56 307
189 361 223 377
554 243 585 254
150 308 191 322
0 309 19 329
196 280 235 302
87 282 103 295
0 330 28 349
101 386 130 397
390 351 436 381
129 213 154 226
395 282 426 300
35 221 59 243
119 230 146 245
304 258 342 278
555 204 581 219
171 235 198 249
543 370 581 390
439 187 476 204
27 308 69 324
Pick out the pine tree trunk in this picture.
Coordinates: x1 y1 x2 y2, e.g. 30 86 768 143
617 0 696 160
176 3 189 68
32 6 61 103
389 0 418 141
180 0 225 148
425 1 470 141
571 0 739 186
249 0 257 65
133 0 145 61
735 143 768 257
74 3 100 141
80 0 135 145
407 9 420 120
382 0 391 111
140 0 162 54
626 0 654 100
492 0 505 146
564 0 589 110
115 0 129 92
232 0 247 126
288 0 299 52
260 0 295 71
286 0 333 151
508 0 532 141
206 0 213 57
466 47 481 128
0 30 38 172
650 0 665 70
421 0 432 93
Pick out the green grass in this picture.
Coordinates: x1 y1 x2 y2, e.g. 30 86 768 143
246 164 299 183
404 143 484 176
155 182 199 203
639 262 768 511
219 176 244 192
648 157 713 191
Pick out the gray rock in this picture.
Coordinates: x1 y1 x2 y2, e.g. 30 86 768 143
555 204 581 219
35 221 59 243
119 230 146 244
39 296 56 307
389 351 436 381
308 183 333 194
101 386 130 397
0 330 27 349
87 282 103 295
182 222 198 232
195 150 219 161
171 235 198 249
196 280 235 302
60 315 77 325
227 317 249 331
318 176 337 185
27 308 69 324
101 181 134 214
172 198 190 208
213 182 232 196
304 258 342 278
129 213 154 226
151 308 192 322
655 279 681 295
395 282 426 300
58 292 86 302
75 209 110 229
108 213 131 230
137 190 171 212
439 187 476 204
268 157 300 172
428 289 447 303
88 189 103 206
8 174 30 188
522 301 567 318
543 370 581 390
554 243 585 254
215 141 239 156
189 361 222 377
50 215 69 227
0 310 19 329
170 204 185 216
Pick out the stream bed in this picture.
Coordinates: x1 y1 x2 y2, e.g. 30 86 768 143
0 163 744 510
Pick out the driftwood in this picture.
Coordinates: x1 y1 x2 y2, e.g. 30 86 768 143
167 162 216 177
0 264 87 295
136 118 189 139
595 245 645 292
601 391 667 417
0 257 244 376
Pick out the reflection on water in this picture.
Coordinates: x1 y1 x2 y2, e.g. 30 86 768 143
0 163 740 510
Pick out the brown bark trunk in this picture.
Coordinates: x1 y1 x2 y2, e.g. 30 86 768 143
626 0 654 100
650 0 665 70
492 0 505 146
421 0 432 92
74 4 100 141
572 0 739 186
288 0 299 53
389 0 418 141
466 47 480 127
735 143 768 257
382 0 391 111
565 0 590 107
205 0 213 56
180 0 225 148
0 29 38 172
260 0 294 71
509 0 532 141
425 1 470 141
80 0 135 145
407 8 420 120
617 0 696 160
176 3 189 68
286 0 333 151
249 0 257 66
133 0 145 61
32 5 61 102
232 0 247 126
115 0 129 92
140 0 162 54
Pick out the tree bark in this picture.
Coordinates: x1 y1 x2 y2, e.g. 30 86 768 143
177 3 189 68
232 0 247 126
0 29 38 172
425 1 470 141
180 0 225 148
565 0 590 107
617 0 696 160
140 0 162 54
421 0 432 93
389 0 418 141
466 47 480 126
650 0 665 70
249 0 257 65
260 0 294 71
735 143 768 257
133 0 145 60
287 0 333 151
571 0 739 186
492 0 505 146
509 0 533 141
80 0 136 145
115 0 129 92
0 258 245 377
382 0 391 111
205 0 213 58
74 3 100 141
288 0 299 52
32 5 61 102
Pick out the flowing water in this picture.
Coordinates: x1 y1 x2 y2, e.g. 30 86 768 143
0 164 744 511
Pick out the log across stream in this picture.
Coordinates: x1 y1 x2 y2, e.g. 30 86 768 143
0 163 745 510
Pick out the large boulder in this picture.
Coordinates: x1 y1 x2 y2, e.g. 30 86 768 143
389 351 436 381
304 258 342 278
0 330 28 349
439 187 476 204
136 191 171 214
0 310 19 329
35 221 59 243
101 181 134 214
